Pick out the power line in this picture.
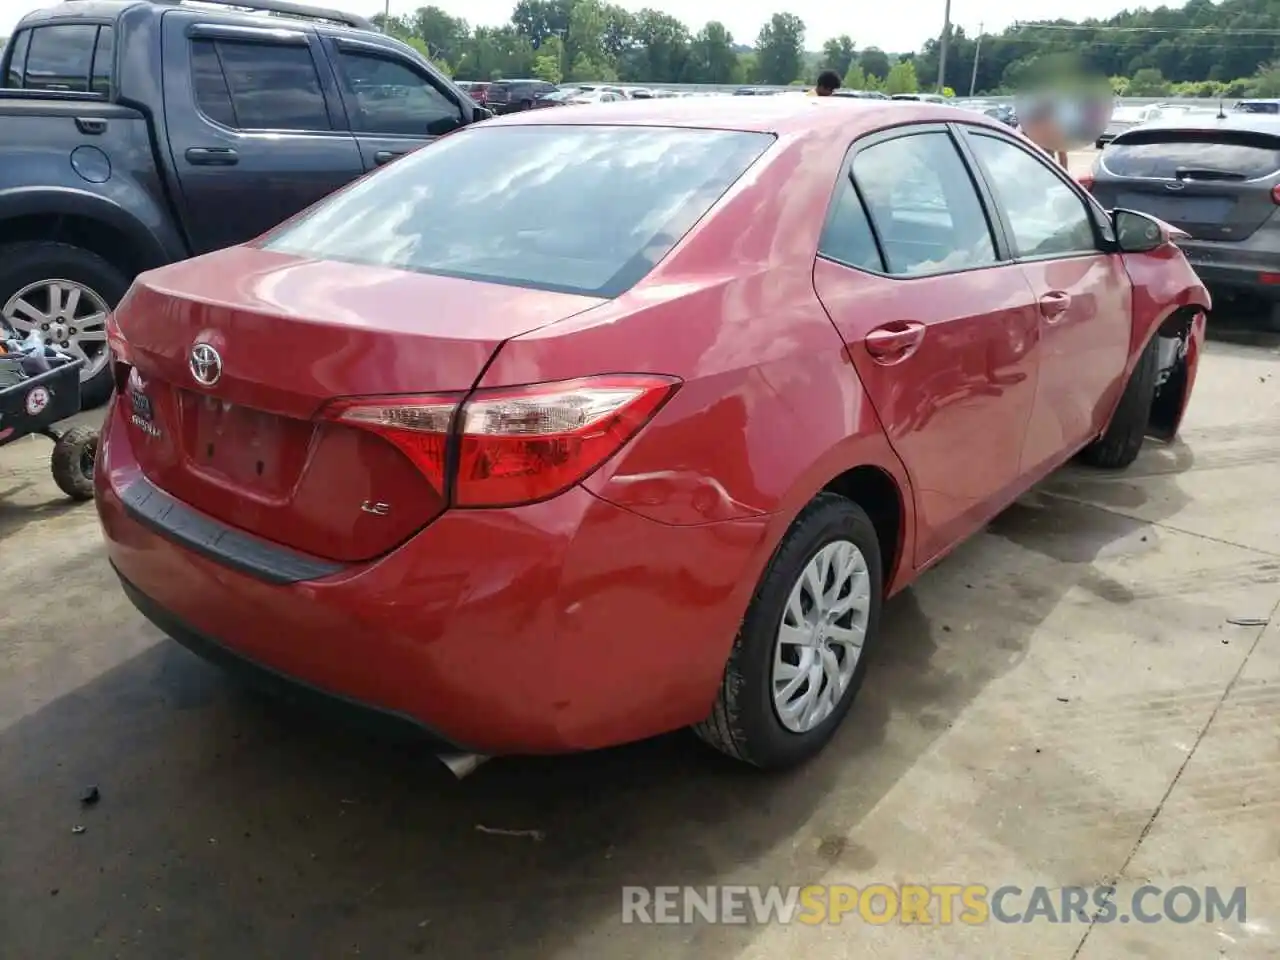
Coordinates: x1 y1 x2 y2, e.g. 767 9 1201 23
1011 22 1280 36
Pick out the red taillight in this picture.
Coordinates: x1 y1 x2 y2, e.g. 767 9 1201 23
1271 183 1280 205
321 374 680 508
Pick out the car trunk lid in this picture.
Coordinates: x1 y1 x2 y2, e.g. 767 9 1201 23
116 246 604 563
1092 127 1280 241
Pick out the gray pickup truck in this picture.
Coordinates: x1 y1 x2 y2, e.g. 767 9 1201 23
0 0 490 407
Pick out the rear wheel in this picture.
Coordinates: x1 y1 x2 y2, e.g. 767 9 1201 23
694 494 883 769
0 242 131 410
1079 334 1159 469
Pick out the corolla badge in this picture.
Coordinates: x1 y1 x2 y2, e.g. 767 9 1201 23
189 342 222 386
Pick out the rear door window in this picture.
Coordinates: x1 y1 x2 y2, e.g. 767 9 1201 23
189 38 330 131
261 125 774 297
334 50 463 137
851 131 997 276
11 24 112 92
1104 133 1280 180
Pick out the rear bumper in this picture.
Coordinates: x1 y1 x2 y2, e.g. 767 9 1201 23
1180 256 1280 300
95 399 772 755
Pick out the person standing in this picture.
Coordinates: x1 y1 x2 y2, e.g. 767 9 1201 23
1018 99 1069 169
808 70 842 97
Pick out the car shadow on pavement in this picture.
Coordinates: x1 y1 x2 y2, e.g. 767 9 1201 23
0 437 1206 959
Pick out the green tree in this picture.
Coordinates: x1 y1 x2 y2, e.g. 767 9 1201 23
884 60 918 94
821 34 857 79
409 6 470 67
755 12 805 85
621 9 690 82
842 63 867 90
533 52 563 83
1249 61 1280 96
510 0 572 48
566 0 608 69
686 22 739 84
857 47 891 81
1128 66 1169 95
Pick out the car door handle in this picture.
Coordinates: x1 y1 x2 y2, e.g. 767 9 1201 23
1039 291 1072 320
374 150 407 165
865 321 927 363
185 147 239 166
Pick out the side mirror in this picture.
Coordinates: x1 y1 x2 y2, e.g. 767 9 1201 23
1112 208 1179 253
474 106 494 122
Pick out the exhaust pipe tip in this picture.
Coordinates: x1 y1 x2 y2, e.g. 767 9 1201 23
437 752 490 779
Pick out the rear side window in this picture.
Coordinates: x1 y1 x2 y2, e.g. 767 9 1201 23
8 24 113 93
189 38 329 131
261 125 774 297
851 132 997 277
335 51 463 137
1104 133 1280 180
819 176 884 272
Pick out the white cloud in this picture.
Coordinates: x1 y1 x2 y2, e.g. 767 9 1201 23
1 0 1177 57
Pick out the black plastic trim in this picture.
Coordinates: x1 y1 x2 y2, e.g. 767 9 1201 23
119 475 345 584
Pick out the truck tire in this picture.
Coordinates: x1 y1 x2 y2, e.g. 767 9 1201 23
51 424 99 501
0 242 132 410
1079 334 1159 470
694 494 883 770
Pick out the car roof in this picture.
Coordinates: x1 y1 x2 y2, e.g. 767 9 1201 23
482 95 1000 136
1117 112 1280 137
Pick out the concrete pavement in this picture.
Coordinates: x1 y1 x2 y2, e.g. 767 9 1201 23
1 323 1277 958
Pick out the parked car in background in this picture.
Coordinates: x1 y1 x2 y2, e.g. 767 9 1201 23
530 88 574 108
832 89 891 100
891 93 947 104
455 80 490 106
984 103 1018 128
1234 98 1280 115
1084 112 1280 329
563 88 625 104
98 97 1208 773
1096 104 1162 147
484 78 557 114
0 0 490 408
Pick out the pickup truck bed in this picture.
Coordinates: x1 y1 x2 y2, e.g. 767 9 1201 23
0 0 489 407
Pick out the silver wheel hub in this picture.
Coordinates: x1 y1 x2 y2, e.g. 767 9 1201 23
2 279 111 383
772 539 871 734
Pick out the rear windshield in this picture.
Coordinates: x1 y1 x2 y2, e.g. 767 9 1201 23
1235 101 1280 114
1104 132 1280 180
261 125 774 297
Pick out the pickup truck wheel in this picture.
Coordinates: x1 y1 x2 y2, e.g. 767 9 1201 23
0 242 131 410
1079 333 1160 470
693 494 883 769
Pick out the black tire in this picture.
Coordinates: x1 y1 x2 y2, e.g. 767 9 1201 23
694 493 883 770
0 241 132 410
1079 334 1160 469
51 424 98 501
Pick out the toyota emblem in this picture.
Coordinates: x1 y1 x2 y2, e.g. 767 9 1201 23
189 342 222 387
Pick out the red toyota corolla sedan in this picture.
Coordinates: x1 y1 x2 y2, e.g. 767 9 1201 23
97 97 1210 772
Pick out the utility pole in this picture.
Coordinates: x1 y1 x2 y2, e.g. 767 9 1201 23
969 23 983 97
936 0 952 94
